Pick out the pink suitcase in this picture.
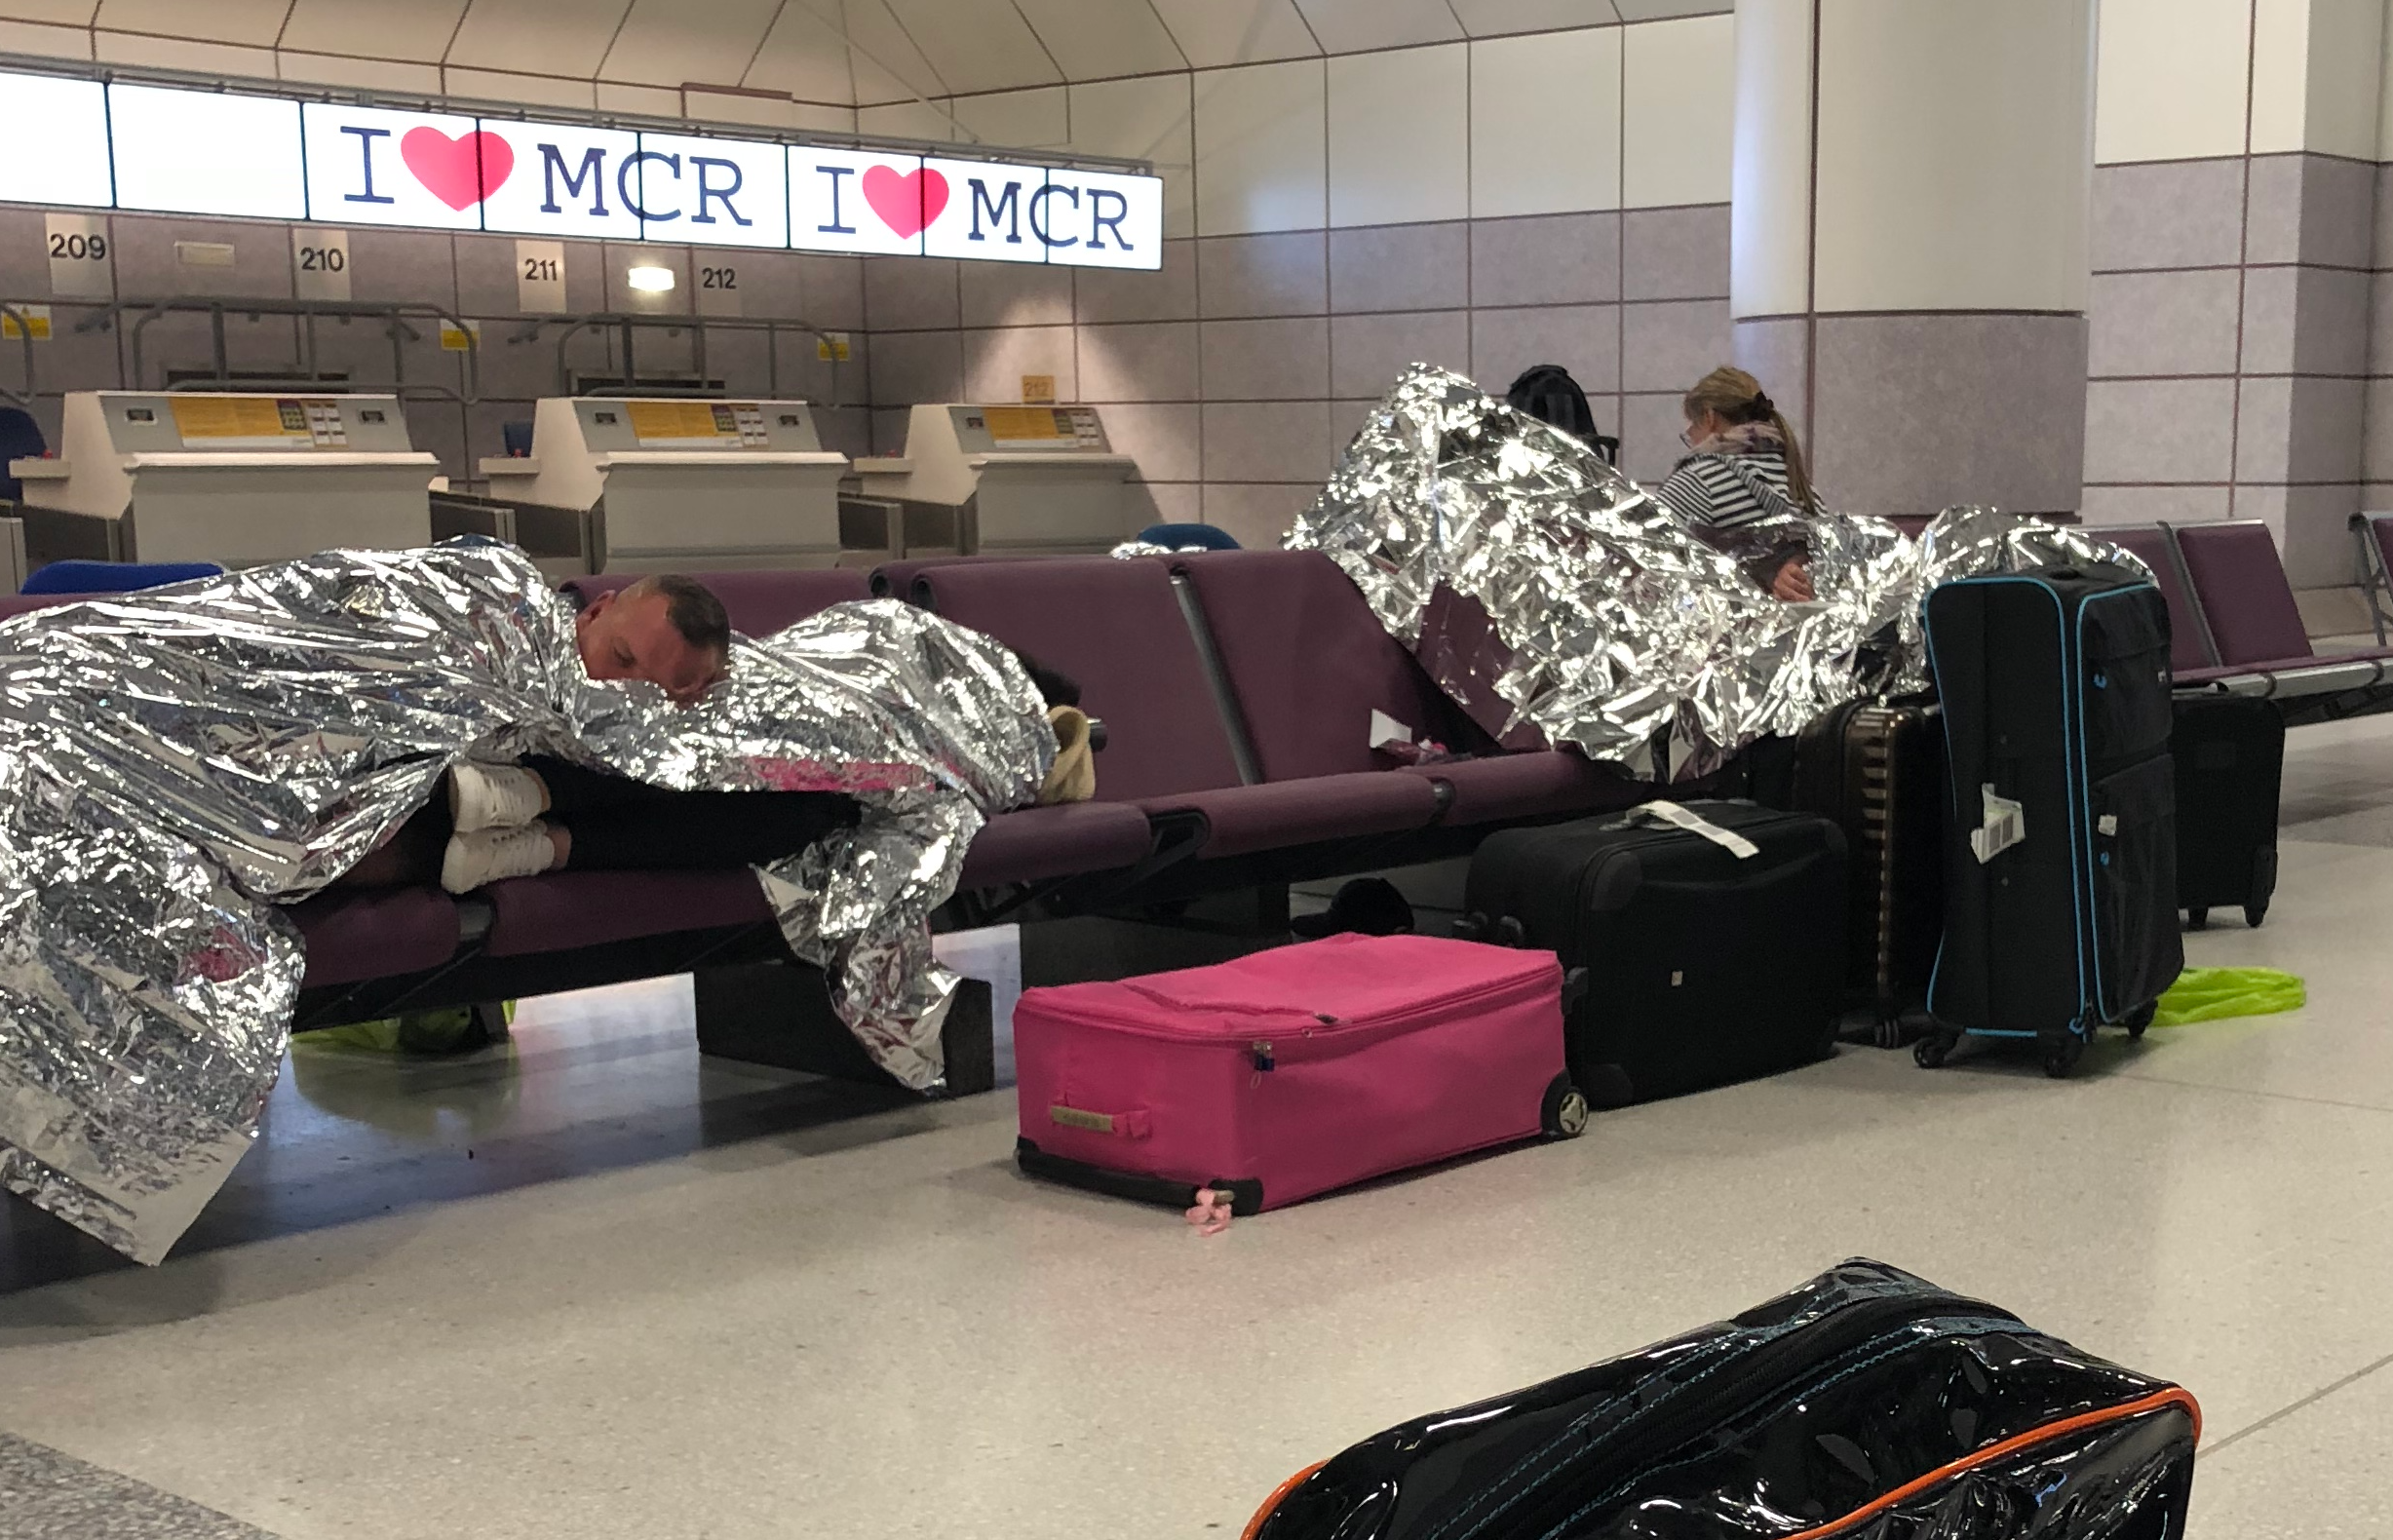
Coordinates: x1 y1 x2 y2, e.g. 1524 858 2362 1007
1013 934 1588 1215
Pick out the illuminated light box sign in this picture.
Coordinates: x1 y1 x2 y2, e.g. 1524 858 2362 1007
0 71 1162 269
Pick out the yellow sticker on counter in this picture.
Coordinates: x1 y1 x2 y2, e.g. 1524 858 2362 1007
982 406 1064 443
0 304 51 341
816 331 851 362
439 321 480 351
628 400 741 445
170 396 310 445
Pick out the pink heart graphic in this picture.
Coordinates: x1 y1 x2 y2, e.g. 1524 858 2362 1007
402 127 515 212
862 164 948 240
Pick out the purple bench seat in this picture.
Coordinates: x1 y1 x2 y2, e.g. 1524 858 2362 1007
2169 521 2393 693
2102 524 2217 674
1173 550 1641 826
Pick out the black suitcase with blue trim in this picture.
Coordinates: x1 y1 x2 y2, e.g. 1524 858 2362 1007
1918 566 2182 1076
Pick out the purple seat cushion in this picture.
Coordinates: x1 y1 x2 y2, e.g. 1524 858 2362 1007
872 553 1078 600
1141 774 1443 860
292 886 461 988
0 593 99 621
2103 525 2213 674
564 569 870 638
481 869 772 958
2174 522 2313 667
958 801 1154 887
1409 751 1641 824
916 558 1244 803
1176 551 1468 781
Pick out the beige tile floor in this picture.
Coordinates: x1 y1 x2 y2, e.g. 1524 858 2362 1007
2 716 2390 1539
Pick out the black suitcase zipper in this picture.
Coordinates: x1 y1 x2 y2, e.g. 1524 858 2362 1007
1434 1288 2017 1540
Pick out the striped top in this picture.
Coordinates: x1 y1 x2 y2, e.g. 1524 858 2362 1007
1653 449 1813 532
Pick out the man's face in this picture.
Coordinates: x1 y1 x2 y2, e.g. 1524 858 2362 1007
576 590 722 705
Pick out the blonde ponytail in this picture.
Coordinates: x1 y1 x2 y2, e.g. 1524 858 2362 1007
1682 366 1817 515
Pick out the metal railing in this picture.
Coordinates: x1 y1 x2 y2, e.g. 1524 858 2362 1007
0 302 38 406
76 296 482 404
530 314 849 408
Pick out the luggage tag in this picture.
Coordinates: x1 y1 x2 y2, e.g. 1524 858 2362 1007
1970 785 2026 864
1639 800 1760 859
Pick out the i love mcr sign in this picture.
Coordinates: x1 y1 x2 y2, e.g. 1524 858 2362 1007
0 70 1162 269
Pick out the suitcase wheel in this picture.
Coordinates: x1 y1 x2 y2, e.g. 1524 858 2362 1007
1541 1075 1591 1138
1912 1032 1953 1069
2244 900 2267 929
2042 1034 2086 1078
2185 906 2209 931
2122 1002 2156 1041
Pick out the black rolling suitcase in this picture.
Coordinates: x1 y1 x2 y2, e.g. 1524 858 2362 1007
2173 695 2283 929
1456 800 1847 1106
1789 700 1945 1047
1920 568 2183 1076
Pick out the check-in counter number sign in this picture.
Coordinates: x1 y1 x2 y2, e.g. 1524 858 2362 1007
518 240 567 312
45 212 112 298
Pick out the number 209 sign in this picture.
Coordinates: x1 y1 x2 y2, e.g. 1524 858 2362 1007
0 71 1162 270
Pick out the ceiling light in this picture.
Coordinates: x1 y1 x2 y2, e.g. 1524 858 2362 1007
626 265 675 292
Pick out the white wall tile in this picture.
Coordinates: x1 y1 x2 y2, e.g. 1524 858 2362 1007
1328 43 1468 227
857 98 960 142
1295 0 1463 53
885 0 1063 97
1471 28 1621 217
2095 0 2250 163
951 86 1070 151
280 0 466 62
594 81 679 115
2249 0 2312 155
0 16 88 55
0 1 96 22
1014 0 1189 80
597 0 780 90
446 0 632 79
94 28 275 74
1194 58 1328 236
741 5 858 104
1150 0 1321 69
1448 0 1617 36
442 64 598 110
2303 0 2385 160
94 0 286 44
1623 14 1733 208
278 50 444 92
1070 74 1198 237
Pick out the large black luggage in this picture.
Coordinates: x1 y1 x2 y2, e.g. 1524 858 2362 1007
1789 699 1945 1046
1921 568 2183 1076
2173 694 2283 929
1456 800 1847 1105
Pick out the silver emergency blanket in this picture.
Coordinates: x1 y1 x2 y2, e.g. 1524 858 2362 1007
0 540 1051 1262
1291 365 2142 776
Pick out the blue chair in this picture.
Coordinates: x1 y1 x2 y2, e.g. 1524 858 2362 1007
0 406 46 504
501 420 534 457
21 559 225 596
1138 521 1241 552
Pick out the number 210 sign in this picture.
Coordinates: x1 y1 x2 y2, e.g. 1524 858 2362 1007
0 70 1163 271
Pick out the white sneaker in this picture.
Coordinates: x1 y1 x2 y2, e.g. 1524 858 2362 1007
441 823 556 894
447 761 547 833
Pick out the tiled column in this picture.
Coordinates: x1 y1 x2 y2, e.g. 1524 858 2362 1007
1729 0 2096 519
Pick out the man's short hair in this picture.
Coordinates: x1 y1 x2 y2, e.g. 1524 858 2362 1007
628 574 731 659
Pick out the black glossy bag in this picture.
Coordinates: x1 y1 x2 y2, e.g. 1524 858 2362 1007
1244 1259 2200 1540
2171 695 2282 930
1919 569 2183 1076
1457 801 1846 1106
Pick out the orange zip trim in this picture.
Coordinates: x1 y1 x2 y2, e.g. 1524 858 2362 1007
1784 1387 2202 1540
1240 1461 1328 1540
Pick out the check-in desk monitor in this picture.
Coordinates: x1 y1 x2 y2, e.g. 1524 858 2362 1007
481 398 848 574
9 391 437 568
844 404 1139 561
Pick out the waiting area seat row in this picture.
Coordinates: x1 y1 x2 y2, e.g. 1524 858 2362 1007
2103 520 2393 724
0 550 1652 1092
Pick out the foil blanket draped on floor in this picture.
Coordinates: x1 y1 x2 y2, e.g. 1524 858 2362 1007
0 541 1052 1262
1289 365 2145 778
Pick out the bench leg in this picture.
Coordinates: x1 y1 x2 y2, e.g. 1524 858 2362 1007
691 962 995 1097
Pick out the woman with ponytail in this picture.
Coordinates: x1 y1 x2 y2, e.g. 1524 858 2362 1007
1653 366 1821 602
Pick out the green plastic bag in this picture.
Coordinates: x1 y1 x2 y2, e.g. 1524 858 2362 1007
2150 967 2305 1026
292 1001 516 1056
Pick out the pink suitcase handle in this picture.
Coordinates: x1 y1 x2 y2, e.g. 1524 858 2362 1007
1048 1102 1151 1139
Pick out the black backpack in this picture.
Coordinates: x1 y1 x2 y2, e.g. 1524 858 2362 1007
1505 364 1619 464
